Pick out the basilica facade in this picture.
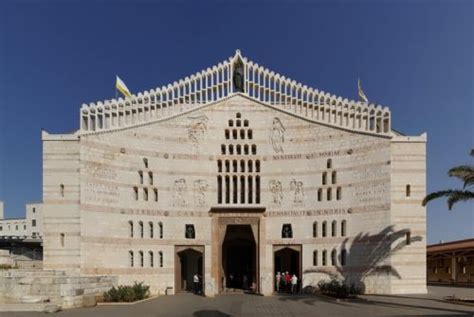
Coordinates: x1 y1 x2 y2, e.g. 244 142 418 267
41 51 427 296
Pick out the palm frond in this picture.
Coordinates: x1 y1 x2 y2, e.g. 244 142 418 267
447 190 474 210
448 165 474 188
422 190 455 206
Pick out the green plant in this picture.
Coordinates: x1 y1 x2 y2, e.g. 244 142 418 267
132 282 150 300
317 278 361 298
103 282 150 302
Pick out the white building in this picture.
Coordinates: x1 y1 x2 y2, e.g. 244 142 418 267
41 51 427 296
0 201 43 239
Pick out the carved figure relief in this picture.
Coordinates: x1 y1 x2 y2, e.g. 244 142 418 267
290 179 304 204
233 59 245 92
187 114 209 148
270 117 285 153
173 178 187 207
194 179 208 207
269 180 283 205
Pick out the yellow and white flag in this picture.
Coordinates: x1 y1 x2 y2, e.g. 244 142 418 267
358 78 369 103
116 75 131 97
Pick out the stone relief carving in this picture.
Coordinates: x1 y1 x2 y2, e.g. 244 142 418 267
187 114 209 149
290 179 304 204
269 180 283 205
270 117 285 153
173 178 187 206
193 179 208 207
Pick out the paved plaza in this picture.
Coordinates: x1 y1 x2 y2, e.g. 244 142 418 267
2 286 473 317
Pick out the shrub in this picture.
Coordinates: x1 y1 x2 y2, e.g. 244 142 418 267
103 282 150 302
317 278 361 298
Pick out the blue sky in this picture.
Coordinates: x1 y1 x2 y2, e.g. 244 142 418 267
0 0 472 244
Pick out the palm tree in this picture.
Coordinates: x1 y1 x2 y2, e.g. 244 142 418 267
422 149 474 210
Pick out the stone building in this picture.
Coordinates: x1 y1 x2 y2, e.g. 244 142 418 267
41 51 427 296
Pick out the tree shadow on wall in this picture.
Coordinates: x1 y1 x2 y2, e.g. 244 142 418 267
304 225 423 294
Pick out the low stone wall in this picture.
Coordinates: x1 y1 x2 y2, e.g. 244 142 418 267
0 269 118 309
0 250 14 267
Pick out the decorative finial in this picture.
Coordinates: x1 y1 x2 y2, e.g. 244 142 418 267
236 49 241 55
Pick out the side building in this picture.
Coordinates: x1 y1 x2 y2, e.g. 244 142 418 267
0 201 43 240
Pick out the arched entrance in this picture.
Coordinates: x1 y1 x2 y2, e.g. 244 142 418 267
274 245 302 293
175 246 204 294
222 225 256 291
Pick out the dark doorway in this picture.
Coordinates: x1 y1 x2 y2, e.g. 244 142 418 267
274 246 301 293
176 247 204 294
222 225 256 292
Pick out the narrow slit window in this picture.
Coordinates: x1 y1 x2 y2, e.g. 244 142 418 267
149 251 154 267
158 222 163 239
318 188 322 201
217 176 222 203
332 171 337 184
138 171 144 184
322 172 327 185
129 221 134 238
313 250 318 266
327 188 332 201
60 184 65 197
148 172 153 185
139 221 144 238
322 221 327 237
327 158 332 169
313 222 318 238
153 188 158 202
336 187 341 200
406 184 411 197
247 129 253 139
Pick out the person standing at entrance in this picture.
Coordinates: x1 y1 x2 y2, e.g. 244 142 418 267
285 271 291 293
275 272 281 293
291 274 298 294
193 272 200 294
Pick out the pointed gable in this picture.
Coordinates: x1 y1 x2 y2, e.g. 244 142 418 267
80 50 391 137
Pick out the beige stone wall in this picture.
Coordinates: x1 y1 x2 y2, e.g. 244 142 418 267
42 95 427 295
42 132 81 272
389 135 427 294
